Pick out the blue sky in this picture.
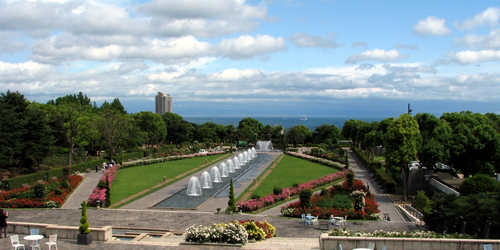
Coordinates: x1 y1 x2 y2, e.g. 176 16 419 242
1 0 500 117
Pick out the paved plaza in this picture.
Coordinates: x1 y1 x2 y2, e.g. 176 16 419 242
4 149 421 249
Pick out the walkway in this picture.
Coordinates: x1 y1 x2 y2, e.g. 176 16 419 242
61 171 103 209
260 150 405 222
348 150 405 222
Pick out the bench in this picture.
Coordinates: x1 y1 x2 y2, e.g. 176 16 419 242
22 183 29 188
37 180 44 184
86 168 92 173
51 176 57 181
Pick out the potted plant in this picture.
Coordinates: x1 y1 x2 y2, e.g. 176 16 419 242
77 201 92 245
216 208 221 214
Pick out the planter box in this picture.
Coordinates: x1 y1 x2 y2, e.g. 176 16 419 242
77 233 92 245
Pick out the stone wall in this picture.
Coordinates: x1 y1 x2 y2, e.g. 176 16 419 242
8 221 112 241
320 233 500 250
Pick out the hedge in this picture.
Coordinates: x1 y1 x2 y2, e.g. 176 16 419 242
2 158 107 190
351 147 396 193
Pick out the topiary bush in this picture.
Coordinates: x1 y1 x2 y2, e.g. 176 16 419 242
228 179 236 212
299 188 313 209
79 201 91 234
273 186 283 195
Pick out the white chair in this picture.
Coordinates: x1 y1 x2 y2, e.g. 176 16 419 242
382 246 387 250
368 242 375 250
10 235 25 250
30 229 40 248
483 244 492 250
343 215 348 226
329 215 336 226
301 214 306 224
45 234 58 250
338 244 342 250
311 216 319 226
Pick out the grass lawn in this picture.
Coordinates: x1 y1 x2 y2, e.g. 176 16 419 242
249 154 339 199
110 154 228 204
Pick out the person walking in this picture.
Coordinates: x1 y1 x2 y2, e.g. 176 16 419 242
0 209 8 238
367 181 370 191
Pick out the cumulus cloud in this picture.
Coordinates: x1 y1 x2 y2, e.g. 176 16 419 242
454 7 500 30
356 63 374 70
447 50 500 64
345 49 409 64
413 16 451 36
289 33 339 48
217 35 287 60
455 29 500 50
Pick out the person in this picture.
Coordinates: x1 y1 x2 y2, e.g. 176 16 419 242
95 165 99 172
0 209 8 238
111 159 115 166
367 181 370 191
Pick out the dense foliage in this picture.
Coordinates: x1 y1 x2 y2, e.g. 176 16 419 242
185 221 248 244
0 175 82 208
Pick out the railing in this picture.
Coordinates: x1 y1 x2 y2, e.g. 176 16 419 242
430 178 460 196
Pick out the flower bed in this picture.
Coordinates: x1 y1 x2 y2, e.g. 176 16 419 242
238 169 350 212
238 220 276 241
185 221 248 245
328 228 471 239
122 151 226 168
87 166 118 206
286 151 345 170
0 175 83 208
280 179 380 220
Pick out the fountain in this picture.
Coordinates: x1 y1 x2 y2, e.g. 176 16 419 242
251 147 256 158
200 171 212 189
210 166 222 183
233 156 241 169
226 159 235 173
238 154 244 166
219 163 229 178
243 151 249 163
186 176 202 196
256 141 272 151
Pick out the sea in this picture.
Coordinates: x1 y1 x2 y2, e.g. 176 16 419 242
183 116 384 131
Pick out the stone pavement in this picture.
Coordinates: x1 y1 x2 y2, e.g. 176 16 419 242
61 170 103 209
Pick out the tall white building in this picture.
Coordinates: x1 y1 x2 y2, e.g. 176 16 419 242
155 92 172 115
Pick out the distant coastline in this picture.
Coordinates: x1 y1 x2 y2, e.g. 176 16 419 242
183 116 385 130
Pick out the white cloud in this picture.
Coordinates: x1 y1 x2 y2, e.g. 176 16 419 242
455 29 500 50
448 50 500 64
454 7 500 30
289 33 338 48
413 16 451 36
217 35 287 59
351 42 367 48
346 49 408 64
394 43 418 50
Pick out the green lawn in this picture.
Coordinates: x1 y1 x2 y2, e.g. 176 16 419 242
250 155 339 199
110 154 228 204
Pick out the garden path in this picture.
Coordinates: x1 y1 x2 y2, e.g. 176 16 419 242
258 149 406 222
61 170 104 209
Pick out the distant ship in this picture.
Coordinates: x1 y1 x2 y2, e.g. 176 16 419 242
300 117 308 121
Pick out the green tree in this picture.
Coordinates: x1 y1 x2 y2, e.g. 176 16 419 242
97 109 130 159
313 124 342 144
23 102 55 170
132 111 166 148
441 112 500 176
459 174 500 196
79 201 91 234
162 112 193 144
228 179 236 212
237 117 264 144
384 114 422 200
415 113 451 169
0 91 28 168
50 101 91 166
287 125 312 147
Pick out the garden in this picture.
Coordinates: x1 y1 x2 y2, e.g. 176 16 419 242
280 173 380 220
0 174 82 208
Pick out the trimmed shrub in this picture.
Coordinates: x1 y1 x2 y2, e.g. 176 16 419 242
299 188 313 209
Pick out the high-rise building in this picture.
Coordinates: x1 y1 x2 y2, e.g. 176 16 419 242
155 92 172 115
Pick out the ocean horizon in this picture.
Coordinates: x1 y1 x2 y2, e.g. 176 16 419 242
183 116 385 131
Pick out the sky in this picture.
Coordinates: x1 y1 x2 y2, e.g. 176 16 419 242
1 0 500 118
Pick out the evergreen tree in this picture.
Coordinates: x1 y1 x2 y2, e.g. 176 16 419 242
228 179 236 212
79 201 91 234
